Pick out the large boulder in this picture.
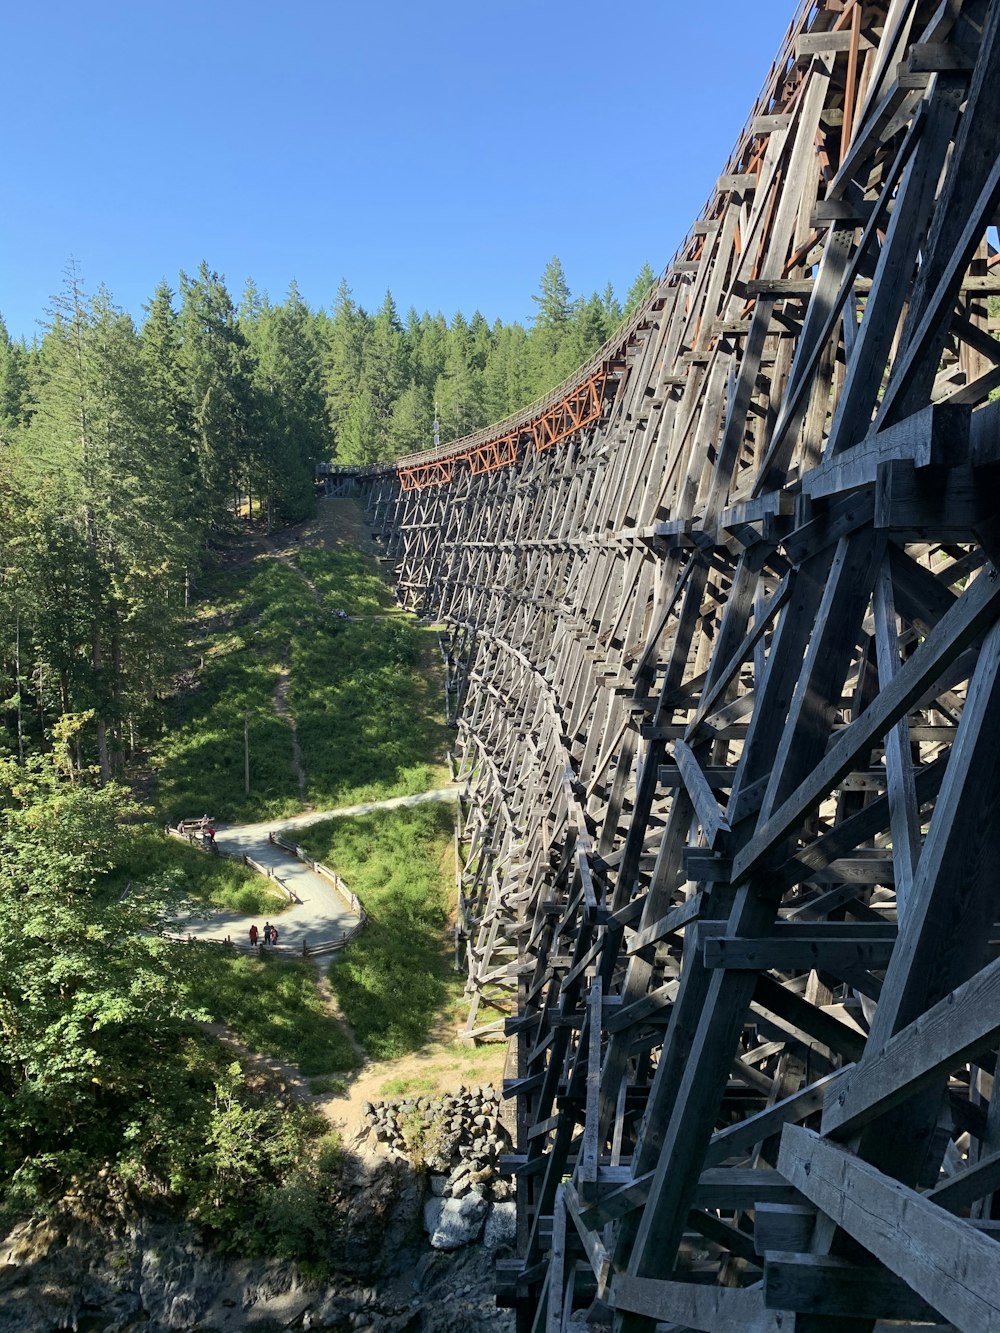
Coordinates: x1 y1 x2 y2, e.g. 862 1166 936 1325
482 1203 517 1250
423 1192 488 1250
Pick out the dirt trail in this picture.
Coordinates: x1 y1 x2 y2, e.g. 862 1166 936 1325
209 987 506 1145
272 655 308 803
220 499 503 1137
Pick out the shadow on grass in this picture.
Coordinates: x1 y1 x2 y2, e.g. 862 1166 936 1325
153 546 449 823
297 802 462 1061
188 949 361 1076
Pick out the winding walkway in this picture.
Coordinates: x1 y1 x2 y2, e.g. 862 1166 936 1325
177 787 459 954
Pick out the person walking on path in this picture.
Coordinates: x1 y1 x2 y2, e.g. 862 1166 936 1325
249 924 259 947
263 922 272 946
270 925 279 946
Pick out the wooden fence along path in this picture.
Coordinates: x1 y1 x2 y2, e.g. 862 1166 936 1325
166 822 365 953
267 830 368 951
357 2 1000 1328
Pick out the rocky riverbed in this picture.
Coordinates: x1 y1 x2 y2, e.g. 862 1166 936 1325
0 1087 518 1332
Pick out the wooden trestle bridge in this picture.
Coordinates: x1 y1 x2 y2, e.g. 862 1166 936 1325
359 1 1000 1327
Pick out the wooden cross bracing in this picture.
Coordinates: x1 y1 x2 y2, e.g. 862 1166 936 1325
363 1 1000 1328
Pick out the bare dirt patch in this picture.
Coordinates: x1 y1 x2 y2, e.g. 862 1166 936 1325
320 1034 509 1143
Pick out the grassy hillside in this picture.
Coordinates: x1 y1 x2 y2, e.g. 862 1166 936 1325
151 505 450 823
297 801 462 1060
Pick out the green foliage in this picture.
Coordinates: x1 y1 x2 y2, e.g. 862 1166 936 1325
398 1107 453 1172
240 280 326 523
625 261 657 316
0 756 197 1180
379 1074 437 1097
0 705 364 1275
298 802 461 1060
153 536 449 821
187 950 360 1076
0 755 203 1204
110 826 289 917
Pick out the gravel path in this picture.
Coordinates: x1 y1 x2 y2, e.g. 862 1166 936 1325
177 787 460 954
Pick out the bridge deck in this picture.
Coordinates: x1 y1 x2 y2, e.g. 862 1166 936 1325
366 2 1000 1329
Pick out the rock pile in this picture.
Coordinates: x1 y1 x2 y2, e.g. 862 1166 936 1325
362 1085 516 1252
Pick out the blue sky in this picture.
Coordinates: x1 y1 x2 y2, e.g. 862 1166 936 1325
3 1 795 340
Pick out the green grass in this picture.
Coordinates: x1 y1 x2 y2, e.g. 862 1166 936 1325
308 1074 348 1096
297 801 462 1061
291 619 449 806
294 546 396 616
151 533 450 823
378 1074 438 1097
108 826 290 916
188 950 360 1076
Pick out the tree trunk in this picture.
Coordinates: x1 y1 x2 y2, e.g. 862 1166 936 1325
92 622 111 784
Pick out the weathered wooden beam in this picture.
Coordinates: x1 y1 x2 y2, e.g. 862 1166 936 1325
821 950 1000 1139
763 1251 945 1321
779 1126 1000 1331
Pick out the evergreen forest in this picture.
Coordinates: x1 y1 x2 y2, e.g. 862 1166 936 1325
0 257 655 780
0 255 653 1258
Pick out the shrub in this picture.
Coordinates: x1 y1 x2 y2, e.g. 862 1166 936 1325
152 534 450 821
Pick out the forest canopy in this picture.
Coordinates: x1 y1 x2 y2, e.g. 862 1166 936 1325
0 257 655 780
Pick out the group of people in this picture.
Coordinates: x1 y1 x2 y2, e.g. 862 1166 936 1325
248 922 279 948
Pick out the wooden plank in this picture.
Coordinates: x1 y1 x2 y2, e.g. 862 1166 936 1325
821 951 1000 1139
796 31 866 56
704 1070 846 1169
672 739 732 848
612 1275 784 1333
779 1126 1000 1332
876 460 1000 536
546 1189 566 1333
579 976 602 1189
800 403 970 500
927 1147 1000 1214
763 1251 945 1321
626 892 702 954
563 1181 611 1288
753 1203 816 1255
693 1167 802 1209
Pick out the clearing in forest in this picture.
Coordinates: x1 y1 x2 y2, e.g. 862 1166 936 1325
151 499 451 824
138 498 496 1130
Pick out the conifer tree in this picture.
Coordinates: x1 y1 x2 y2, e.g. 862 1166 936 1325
13 271 190 775
388 382 434 457
414 312 447 392
178 264 259 526
0 316 31 437
625 262 657 316
436 312 484 442
139 283 201 546
337 385 381 466
323 279 366 456
564 293 607 370
363 290 408 429
255 281 329 522
483 322 530 422
600 282 623 335
528 257 577 396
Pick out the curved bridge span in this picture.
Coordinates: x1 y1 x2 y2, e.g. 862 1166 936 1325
363 2 1000 1328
